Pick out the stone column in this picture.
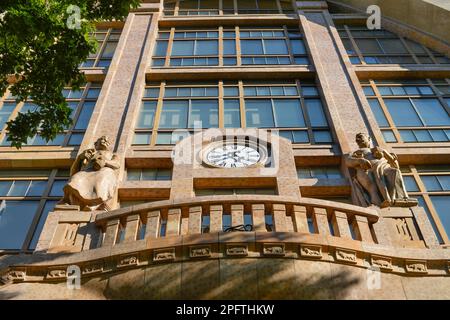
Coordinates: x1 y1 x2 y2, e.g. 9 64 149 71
332 211 352 239
251 204 266 232
231 204 244 227
292 205 309 233
297 1 383 153
209 205 223 232
188 206 202 234
124 214 140 243
313 207 330 236
166 208 181 236
273 204 288 232
145 210 161 239
103 219 121 246
354 216 374 243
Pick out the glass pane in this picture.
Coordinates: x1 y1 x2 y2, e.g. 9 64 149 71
368 99 389 127
142 169 157 180
127 169 141 181
0 181 12 196
305 99 328 127
195 40 218 55
101 42 117 58
27 180 48 197
382 130 397 143
291 40 306 55
224 87 239 97
403 176 419 192
0 103 16 129
241 40 263 55
313 131 332 143
156 169 172 180
223 40 236 55
421 176 442 191
74 102 95 130
384 99 423 127
49 180 67 197
224 100 241 128
160 100 188 128
378 39 408 54
430 196 450 239
412 99 450 126
273 99 305 127
189 100 219 128
0 201 40 249
154 40 168 56
264 39 288 55
437 175 450 191
172 40 195 56
356 39 383 54
245 99 274 127
137 101 157 129
8 181 30 197
28 200 58 250
68 133 84 146
292 131 309 143
133 133 151 145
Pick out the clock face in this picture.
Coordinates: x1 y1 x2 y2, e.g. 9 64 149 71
205 143 262 168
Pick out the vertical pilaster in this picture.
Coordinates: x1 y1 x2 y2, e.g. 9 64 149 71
188 206 202 234
273 204 288 232
145 210 161 239
292 205 309 233
166 208 181 236
231 204 244 227
252 204 266 232
209 205 223 232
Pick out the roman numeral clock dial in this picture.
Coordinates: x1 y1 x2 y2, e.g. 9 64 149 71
203 140 268 168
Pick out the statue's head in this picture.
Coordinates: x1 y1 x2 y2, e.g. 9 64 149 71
355 133 371 148
94 136 111 151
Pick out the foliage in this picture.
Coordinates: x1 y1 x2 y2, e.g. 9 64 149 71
0 0 140 148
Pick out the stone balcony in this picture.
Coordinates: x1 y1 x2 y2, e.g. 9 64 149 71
0 195 449 299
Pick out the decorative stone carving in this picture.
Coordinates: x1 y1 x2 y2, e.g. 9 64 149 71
59 136 120 211
371 255 393 270
190 246 211 258
346 133 418 208
405 260 427 274
154 248 176 262
82 263 104 275
117 255 138 267
263 244 285 256
300 245 322 259
46 269 66 280
1 270 26 283
335 249 357 263
226 245 248 257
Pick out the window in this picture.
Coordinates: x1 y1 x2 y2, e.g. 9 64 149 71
401 165 450 244
0 83 101 147
363 79 450 143
152 26 308 67
133 81 333 146
337 25 450 64
163 0 294 16
80 28 121 68
127 168 172 181
336 24 450 65
298 167 343 179
0 170 68 251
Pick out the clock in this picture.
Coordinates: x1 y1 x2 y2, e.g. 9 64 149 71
203 140 268 168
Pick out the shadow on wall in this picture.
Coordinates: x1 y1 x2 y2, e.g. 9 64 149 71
103 259 361 300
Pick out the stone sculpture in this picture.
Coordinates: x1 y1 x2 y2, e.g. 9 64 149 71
346 133 418 208
60 136 120 211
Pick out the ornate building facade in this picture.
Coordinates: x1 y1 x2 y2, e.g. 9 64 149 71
0 0 449 299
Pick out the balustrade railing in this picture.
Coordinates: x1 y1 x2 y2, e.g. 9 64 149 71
94 196 379 248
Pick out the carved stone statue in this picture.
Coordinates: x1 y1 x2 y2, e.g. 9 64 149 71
346 133 418 208
60 136 120 211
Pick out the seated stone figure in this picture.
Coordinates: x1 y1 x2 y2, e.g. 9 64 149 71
346 133 418 208
60 136 120 211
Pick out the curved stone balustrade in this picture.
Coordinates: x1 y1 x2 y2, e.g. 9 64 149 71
1 196 449 298
95 196 380 248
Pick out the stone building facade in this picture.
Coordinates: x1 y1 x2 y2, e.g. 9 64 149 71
0 0 449 299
